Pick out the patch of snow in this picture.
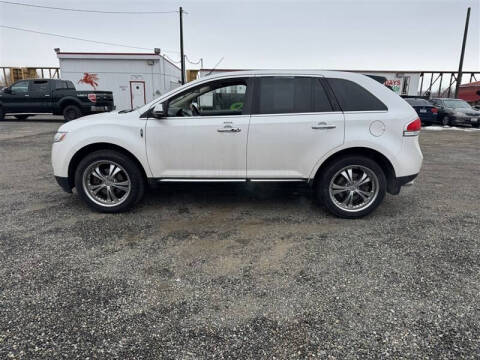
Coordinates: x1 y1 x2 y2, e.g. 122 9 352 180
422 126 480 132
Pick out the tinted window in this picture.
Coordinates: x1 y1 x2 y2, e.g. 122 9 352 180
55 81 68 89
405 98 432 106
67 81 75 89
313 79 333 112
30 80 50 92
255 77 332 114
10 81 29 93
327 78 387 111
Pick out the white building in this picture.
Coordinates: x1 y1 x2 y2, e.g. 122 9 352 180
56 50 182 111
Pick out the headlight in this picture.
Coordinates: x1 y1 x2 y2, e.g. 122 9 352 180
53 132 68 143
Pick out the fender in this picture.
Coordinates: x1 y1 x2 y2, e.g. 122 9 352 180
56 96 83 113
308 140 400 181
53 120 152 180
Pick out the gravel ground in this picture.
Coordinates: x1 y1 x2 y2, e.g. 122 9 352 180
0 120 479 359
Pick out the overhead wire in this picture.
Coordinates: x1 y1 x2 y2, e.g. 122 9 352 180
0 25 181 54
0 1 178 14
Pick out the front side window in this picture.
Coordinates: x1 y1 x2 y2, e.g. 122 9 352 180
167 80 247 117
254 77 333 115
10 81 29 94
327 78 387 112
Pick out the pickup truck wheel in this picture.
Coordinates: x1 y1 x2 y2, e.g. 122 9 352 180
63 105 82 121
316 156 386 219
14 115 29 120
75 150 145 213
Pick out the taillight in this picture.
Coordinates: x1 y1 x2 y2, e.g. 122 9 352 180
431 107 438 114
87 93 97 103
404 118 421 136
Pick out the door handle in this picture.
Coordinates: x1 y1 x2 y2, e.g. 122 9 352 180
45 94 50 97
217 127 241 133
24 94 29 97
312 122 336 130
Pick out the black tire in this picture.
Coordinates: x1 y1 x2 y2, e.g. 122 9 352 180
441 115 450 126
74 150 145 213
316 156 386 219
14 115 29 120
63 105 82 121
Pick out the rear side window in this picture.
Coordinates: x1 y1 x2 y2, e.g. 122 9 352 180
30 80 50 92
67 81 75 89
327 78 387 111
405 98 432 106
55 81 68 89
255 77 333 114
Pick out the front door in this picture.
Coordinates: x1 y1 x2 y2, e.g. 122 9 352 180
130 81 146 109
1 80 31 113
247 76 345 179
146 78 251 179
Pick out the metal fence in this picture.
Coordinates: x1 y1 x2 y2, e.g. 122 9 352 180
418 71 479 98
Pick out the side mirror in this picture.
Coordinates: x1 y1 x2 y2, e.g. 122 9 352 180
3 87 11 94
152 103 165 118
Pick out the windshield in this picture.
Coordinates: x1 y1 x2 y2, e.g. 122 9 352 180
443 99 472 109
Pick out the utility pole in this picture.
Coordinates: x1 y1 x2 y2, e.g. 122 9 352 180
179 6 185 85
455 7 470 98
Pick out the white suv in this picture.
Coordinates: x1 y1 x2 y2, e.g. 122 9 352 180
52 71 422 218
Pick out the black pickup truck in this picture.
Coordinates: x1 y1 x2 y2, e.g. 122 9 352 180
0 78 114 121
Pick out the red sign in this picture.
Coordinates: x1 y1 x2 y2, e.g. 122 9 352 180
78 73 99 90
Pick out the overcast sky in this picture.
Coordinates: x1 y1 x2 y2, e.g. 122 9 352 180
0 0 479 71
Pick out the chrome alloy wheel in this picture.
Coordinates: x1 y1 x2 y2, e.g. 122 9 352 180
82 160 131 207
328 165 379 213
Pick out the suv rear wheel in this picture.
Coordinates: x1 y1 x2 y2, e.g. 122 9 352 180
316 156 386 218
74 150 145 213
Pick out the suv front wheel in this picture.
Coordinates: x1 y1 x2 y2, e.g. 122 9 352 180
317 156 386 218
74 150 145 213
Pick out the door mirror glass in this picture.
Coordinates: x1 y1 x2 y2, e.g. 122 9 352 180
3 87 11 94
152 103 165 118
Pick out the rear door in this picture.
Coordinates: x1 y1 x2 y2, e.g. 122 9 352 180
247 76 345 179
28 79 52 113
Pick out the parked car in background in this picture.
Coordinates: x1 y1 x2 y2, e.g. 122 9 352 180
429 98 480 127
404 98 438 125
52 70 423 218
0 79 114 121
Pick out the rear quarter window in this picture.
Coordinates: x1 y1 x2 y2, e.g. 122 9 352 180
327 78 387 112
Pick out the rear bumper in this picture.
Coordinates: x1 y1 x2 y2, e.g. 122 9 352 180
389 174 418 195
55 176 72 193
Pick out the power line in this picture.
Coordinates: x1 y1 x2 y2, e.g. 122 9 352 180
0 25 180 53
163 54 182 64
185 55 202 65
0 1 178 14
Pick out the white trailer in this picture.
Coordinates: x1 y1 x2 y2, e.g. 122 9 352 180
57 51 181 111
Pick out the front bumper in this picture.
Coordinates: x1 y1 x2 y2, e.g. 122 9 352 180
55 176 72 193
